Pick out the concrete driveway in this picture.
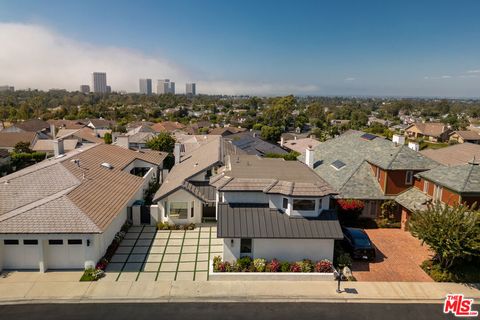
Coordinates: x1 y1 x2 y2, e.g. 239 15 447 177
351 229 433 282
102 225 223 282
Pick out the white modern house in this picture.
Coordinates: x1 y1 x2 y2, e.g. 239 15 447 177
210 155 343 262
0 144 167 272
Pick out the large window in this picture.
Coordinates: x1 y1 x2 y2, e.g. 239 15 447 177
405 171 414 185
282 198 288 210
293 199 316 211
240 238 252 254
169 202 188 219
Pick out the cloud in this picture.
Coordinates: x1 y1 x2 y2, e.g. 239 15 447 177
466 69 480 73
344 77 355 81
0 23 319 95
423 75 451 80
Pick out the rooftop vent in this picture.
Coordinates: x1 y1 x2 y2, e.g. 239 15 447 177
101 162 114 170
331 160 346 170
361 133 377 140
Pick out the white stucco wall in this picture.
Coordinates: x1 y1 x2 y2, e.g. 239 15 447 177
158 189 203 224
222 238 334 262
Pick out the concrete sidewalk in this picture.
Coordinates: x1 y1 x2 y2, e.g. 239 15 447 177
0 278 479 304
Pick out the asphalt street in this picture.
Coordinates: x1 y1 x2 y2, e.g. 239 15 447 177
0 302 459 320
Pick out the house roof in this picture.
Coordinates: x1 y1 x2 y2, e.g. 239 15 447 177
395 187 432 212
88 119 114 128
13 119 49 132
416 162 480 194
217 203 343 239
126 125 156 136
302 130 438 199
0 144 167 233
32 139 78 152
0 149 9 158
281 137 320 154
208 126 246 136
406 122 449 137
0 132 37 148
210 155 335 197
127 132 156 144
47 119 85 129
151 121 186 133
57 127 104 144
225 131 288 156
451 130 480 141
420 143 480 166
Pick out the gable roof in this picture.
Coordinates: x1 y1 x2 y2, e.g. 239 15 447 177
420 143 480 166
57 127 104 144
32 139 78 153
208 127 246 136
303 130 438 198
451 130 480 141
225 131 288 156
0 144 167 233
151 121 186 133
0 132 37 148
13 119 49 132
88 119 114 128
217 203 343 239
417 162 480 194
406 122 450 137
47 119 85 129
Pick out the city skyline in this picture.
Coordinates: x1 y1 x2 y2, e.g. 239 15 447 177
0 1 480 97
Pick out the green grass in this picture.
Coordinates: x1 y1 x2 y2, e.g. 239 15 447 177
419 141 449 150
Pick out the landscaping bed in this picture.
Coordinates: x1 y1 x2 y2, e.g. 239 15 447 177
157 222 196 230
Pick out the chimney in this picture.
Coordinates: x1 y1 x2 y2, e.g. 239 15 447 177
305 145 314 168
392 134 405 146
50 124 56 140
53 139 64 157
116 135 130 149
174 142 181 164
280 136 285 147
408 141 420 152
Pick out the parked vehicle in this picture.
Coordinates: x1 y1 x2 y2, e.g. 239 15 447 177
341 227 376 261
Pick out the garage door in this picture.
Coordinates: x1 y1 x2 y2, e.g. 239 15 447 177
3 239 40 270
46 239 85 269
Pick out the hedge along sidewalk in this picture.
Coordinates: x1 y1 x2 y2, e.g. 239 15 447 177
1 280 479 303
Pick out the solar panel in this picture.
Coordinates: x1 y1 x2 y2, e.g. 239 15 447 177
331 160 346 170
361 133 377 140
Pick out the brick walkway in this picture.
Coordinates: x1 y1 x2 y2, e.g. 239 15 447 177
351 229 434 282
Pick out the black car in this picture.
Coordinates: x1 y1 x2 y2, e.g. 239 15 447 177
341 227 376 261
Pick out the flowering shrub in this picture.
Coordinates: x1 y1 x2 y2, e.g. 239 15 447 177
314 259 333 273
299 259 314 272
280 262 291 272
289 263 302 272
237 256 253 271
157 222 196 230
253 258 266 272
337 199 365 211
266 259 281 272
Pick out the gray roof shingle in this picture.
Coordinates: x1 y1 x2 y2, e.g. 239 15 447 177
417 162 480 193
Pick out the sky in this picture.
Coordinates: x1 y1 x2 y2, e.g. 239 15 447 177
0 0 479 97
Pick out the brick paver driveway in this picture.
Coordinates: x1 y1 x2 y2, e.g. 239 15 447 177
351 229 433 282
101 225 222 282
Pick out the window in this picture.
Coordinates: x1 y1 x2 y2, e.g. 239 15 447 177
282 198 288 210
169 202 188 219
434 185 443 202
405 171 414 185
4 239 19 245
68 239 82 245
48 239 63 245
190 201 194 218
376 167 380 181
293 199 316 211
23 240 38 245
127 206 133 221
240 238 252 254
423 180 429 193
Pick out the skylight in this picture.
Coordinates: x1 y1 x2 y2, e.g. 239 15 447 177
331 160 346 170
361 133 377 140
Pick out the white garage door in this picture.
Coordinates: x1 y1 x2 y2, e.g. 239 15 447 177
46 239 85 269
3 239 40 270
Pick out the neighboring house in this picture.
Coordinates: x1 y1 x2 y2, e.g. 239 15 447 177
208 126 246 136
184 121 212 135
31 139 79 155
0 144 168 272
280 137 320 155
173 134 224 159
0 132 39 152
150 121 186 133
420 143 480 166
405 122 452 142
115 132 156 150
449 130 480 144
367 116 391 127
225 131 288 156
56 127 104 144
1 119 50 134
152 137 242 224
301 131 438 218
211 154 342 262
330 119 350 126
126 121 155 131
396 161 480 230
47 120 85 130
86 118 114 130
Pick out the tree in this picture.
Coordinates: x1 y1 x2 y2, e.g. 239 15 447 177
103 132 112 144
146 132 176 153
409 202 480 269
260 125 282 142
13 141 32 153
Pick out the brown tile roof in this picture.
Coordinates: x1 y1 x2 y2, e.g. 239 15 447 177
32 139 78 152
0 144 167 233
420 143 480 166
13 119 49 132
452 130 480 140
59 127 104 144
47 119 85 129
406 122 450 137
151 121 186 133
281 137 320 154
88 119 114 128
0 132 37 148
208 127 246 136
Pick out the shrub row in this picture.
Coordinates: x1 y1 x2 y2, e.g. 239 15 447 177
157 222 195 230
213 256 333 273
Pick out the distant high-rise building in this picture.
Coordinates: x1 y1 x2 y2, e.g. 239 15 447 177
0 85 14 92
106 85 112 94
157 79 175 94
92 72 107 93
186 83 196 96
80 85 90 94
139 78 152 95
